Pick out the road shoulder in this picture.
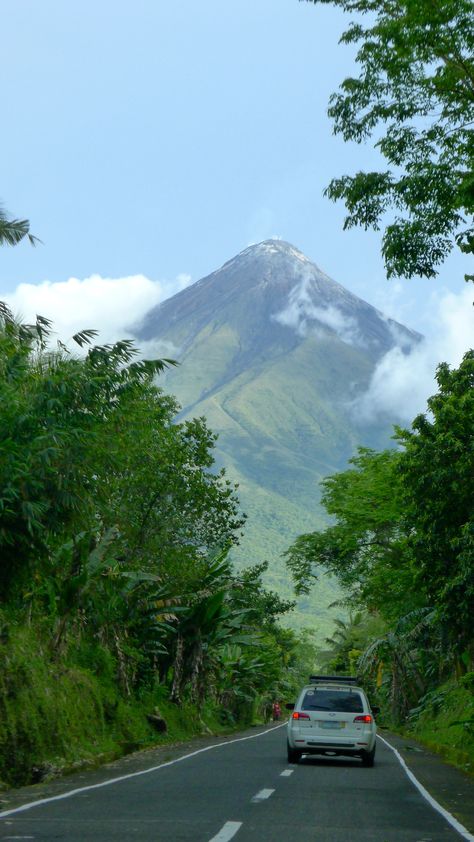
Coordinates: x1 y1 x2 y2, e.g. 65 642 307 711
0 722 283 816
380 728 474 834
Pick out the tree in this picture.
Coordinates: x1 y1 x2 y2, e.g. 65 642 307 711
359 610 432 721
305 0 474 279
397 350 474 652
285 447 418 622
320 611 386 675
0 305 243 601
0 204 39 247
286 352 474 663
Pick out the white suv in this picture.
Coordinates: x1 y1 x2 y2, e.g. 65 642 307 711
286 676 378 767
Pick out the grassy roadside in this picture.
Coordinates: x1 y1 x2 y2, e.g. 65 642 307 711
391 677 474 776
0 624 248 791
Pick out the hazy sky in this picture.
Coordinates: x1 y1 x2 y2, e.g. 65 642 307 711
2 0 473 416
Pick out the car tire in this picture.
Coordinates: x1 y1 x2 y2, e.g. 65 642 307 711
361 746 376 767
287 741 302 764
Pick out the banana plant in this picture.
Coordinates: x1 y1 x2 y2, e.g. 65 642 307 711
358 608 436 721
168 547 260 704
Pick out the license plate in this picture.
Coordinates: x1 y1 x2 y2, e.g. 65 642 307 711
320 721 345 729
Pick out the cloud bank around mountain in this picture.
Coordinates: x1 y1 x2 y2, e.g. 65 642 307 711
353 285 474 424
4 272 192 357
3 270 472 424
273 273 364 347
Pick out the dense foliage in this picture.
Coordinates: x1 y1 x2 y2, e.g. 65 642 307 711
286 352 474 724
305 0 474 279
296 1 474 758
398 353 474 649
0 304 316 784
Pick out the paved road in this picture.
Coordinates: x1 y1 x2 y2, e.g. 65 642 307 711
0 723 472 841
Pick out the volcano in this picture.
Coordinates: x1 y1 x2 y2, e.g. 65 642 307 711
136 240 420 631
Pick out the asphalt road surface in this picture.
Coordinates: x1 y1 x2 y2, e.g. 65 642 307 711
0 723 472 841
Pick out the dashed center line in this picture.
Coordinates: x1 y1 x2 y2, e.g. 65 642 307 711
251 788 275 803
209 764 292 839
208 820 242 842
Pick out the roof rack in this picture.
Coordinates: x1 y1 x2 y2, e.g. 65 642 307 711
309 675 360 686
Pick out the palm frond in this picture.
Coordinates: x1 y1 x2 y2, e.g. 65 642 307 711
72 329 100 348
0 207 41 247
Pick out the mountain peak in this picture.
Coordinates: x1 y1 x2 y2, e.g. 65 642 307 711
137 240 420 360
221 239 315 274
239 239 310 260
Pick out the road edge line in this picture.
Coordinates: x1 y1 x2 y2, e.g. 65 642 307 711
377 734 474 841
0 722 287 819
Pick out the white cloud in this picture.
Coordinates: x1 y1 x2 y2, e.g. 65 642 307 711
309 303 363 345
273 273 363 346
3 272 191 354
353 285 474 423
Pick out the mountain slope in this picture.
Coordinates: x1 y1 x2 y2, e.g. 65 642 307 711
136 241 420 633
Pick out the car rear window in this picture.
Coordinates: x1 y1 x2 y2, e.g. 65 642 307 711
301 689 364 713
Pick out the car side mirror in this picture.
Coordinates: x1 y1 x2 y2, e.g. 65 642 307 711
371 705 380 716
285 702 295 710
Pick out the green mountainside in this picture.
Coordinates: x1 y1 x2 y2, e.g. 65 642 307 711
137 241 420 636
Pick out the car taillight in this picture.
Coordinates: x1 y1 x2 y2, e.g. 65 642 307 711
292 711 310 720
353 714 372 723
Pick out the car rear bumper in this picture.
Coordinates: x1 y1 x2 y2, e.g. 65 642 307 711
288 732 375 756
292 744 373 759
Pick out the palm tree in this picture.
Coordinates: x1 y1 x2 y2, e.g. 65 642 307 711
0 204 39 247
321 612 367 674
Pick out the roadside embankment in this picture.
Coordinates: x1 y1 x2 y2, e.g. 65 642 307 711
0 623 248 792
400 676 474 775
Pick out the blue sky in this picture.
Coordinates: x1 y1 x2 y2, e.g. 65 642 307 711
3 1 362 286
1 0 472 413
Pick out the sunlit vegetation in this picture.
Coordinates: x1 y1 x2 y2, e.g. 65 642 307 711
286 352 474 766
306 0 474 281
0 303 317 786
298 0 474 769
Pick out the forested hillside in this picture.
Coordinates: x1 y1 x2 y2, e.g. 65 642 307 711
0 300 316 787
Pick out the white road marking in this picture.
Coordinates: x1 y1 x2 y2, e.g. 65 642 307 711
378 735 474 841
251 788 275 803
0 723 286 819
280 769 294 777
208 820 242 842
